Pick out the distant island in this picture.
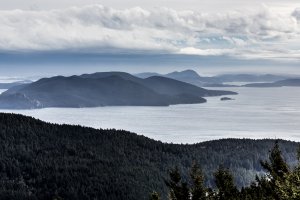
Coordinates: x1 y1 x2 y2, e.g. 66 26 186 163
1 70 299 109
243 78 300 87
220 97 234 101
203 77 300 88
136 70 291 87
0 72 237 109
204 83 239 87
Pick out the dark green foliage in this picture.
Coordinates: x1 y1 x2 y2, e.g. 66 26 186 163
276 166 300 199
214 166 239 200
150 192 161 200
258 141 290 199
190 163 207 200
0 113 298 199
159 141 300 200
165 164 209 200
260 141 290 181
165 167 190 200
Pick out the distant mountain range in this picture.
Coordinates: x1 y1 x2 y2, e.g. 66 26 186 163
0 80 32 89
215 74 290 83
205 78 300 88
135 70 291 86
136 70 214 86
243 79 300 87
0 72 236 109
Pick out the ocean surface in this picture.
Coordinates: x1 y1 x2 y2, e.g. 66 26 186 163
0 87 299 144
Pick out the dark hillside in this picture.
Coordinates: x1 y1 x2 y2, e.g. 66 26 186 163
0 72 237 109
0 113 297 199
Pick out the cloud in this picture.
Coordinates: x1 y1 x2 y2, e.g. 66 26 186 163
292 8 300 22
179 47 234 56
0 5 299 60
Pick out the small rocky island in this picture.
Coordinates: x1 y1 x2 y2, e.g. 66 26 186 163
220 97 234 101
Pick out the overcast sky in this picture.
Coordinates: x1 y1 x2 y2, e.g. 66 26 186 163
1 0 300 12
0 0 299 76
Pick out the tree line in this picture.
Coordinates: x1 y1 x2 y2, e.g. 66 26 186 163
152 141 300 200
0 113 298 199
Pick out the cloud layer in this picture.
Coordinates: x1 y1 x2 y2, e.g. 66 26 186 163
0 5 299 60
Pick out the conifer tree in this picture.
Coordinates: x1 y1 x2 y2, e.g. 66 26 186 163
190 163 206 200
260 141 289 181
259 141 290 199
214 166 239 200
275 146 300 199
165 167 190 200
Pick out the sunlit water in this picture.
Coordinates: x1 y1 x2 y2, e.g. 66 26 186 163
0 87 300 144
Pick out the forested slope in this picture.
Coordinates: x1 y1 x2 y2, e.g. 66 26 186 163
0 113 298 199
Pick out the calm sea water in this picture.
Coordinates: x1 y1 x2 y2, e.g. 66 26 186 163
0 87 300 144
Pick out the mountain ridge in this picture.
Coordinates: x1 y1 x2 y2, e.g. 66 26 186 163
135 70 291 86
0 72 236 109
244 78 300 87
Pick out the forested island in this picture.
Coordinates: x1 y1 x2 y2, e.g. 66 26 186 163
0 113 299 199
0 72 236 109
